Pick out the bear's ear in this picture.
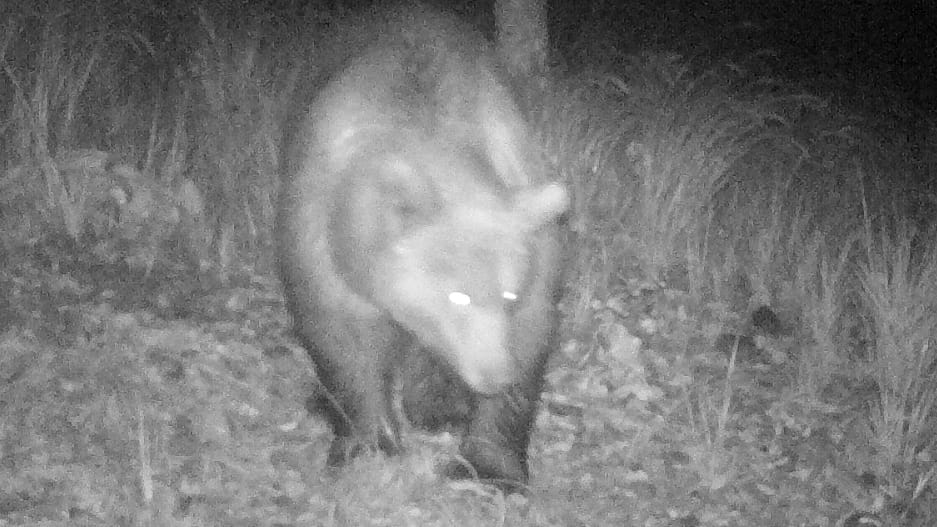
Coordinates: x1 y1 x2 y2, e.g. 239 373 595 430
467 68 542 189
478 94 531 188
513 183 568 232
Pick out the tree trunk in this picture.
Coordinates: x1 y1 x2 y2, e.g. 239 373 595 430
494 0 547 78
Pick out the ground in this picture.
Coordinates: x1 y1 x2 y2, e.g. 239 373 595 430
0 251 930 526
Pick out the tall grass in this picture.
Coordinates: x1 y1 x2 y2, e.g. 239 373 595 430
185 7 299 271
0 11 142 240
535 41 937 502
0 3 300 273
535 51 847 312
858 208 937 485
526 74 636 328
625 54 771 280
791 227 858 391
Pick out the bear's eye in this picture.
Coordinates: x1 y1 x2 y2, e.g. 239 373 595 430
447 290 518 307
448 291 472 306
503 290 521 314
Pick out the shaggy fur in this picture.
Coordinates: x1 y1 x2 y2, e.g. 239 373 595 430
277 3 566 491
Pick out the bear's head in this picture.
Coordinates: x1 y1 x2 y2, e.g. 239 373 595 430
328 141 567 394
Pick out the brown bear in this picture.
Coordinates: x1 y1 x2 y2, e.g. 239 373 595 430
276 3 567 492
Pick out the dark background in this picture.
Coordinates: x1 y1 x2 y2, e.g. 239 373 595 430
127 0 936 110
550 0 935 110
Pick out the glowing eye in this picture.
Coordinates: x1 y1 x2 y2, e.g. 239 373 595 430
502 291 517 301
448 291 471 306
